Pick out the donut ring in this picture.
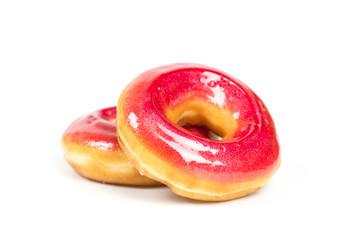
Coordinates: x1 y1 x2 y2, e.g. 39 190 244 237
61 107 161 185
117 63 280 201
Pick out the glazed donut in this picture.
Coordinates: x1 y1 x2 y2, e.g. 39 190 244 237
61 106 161 185
117 63 280 201
61 106 210 185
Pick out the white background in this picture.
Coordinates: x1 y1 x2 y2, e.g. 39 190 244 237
1 1 359 239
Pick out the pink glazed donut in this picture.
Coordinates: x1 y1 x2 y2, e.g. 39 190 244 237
61 107 160 185
61 106 209 185
117 63 280 201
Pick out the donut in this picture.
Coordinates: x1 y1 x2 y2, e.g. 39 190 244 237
61 106 161 185
61 106 210 185
117 63 280 201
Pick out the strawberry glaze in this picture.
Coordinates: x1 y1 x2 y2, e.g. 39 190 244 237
182 125 211 139
121 63 280 183
63 106 210 152
63 107 120 151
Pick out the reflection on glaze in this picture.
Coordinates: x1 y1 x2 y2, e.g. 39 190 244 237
128 112 139 130
233 112 240 119
158 125 224 166
200 71 226 107
200 71 220 85
63 106 120 151
64 106 212 154
160 125 218 154
119 63 280 183
87 140 115 151
208 84 226 107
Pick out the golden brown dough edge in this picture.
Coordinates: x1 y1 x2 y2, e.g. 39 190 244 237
61 136 162 186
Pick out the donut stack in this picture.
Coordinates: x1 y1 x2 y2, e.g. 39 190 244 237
62 63 280 201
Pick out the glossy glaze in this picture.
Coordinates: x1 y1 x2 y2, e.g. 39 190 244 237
63 106 211 152
182 125 211 138
63 107 120 151
120 63 280 184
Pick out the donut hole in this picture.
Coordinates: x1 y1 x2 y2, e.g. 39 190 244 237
177 115 223 141
165 100 238 141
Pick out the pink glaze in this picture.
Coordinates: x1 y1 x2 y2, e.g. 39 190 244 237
63 107 120 151
63 106 211 152
121 63 280 183
182 125 210 139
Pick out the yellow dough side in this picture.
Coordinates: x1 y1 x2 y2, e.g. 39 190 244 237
61 136 162 186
